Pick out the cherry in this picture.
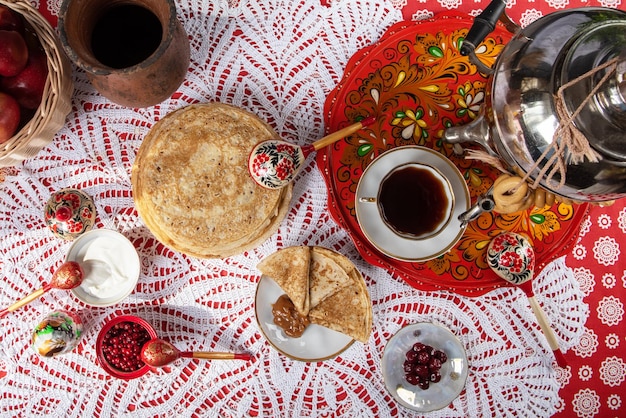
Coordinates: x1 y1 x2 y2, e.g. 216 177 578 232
434 349 447 363
428 357 442 371
402 342 447 390
416 350 430 365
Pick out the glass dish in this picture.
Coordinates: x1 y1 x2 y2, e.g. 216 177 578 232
382 323 468 412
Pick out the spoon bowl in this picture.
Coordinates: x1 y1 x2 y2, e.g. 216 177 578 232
50 260 84 290
249 116 375 189
487 231 567 367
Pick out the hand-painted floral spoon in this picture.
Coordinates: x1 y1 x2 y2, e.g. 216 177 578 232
248 116 376 189
0 261 84 319
487 231 567 368
140 338 251 367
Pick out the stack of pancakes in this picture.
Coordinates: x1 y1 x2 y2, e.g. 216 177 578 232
132 103 292 258
257 246 372 343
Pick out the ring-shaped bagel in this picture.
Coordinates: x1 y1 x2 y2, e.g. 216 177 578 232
493 175 528 207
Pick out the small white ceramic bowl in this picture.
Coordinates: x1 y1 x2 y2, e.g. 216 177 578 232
67 229 140 307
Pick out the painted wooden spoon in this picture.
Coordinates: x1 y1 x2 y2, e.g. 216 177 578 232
0 261 83 318
248 116 376 189
487 231 567 367
140 338 251 367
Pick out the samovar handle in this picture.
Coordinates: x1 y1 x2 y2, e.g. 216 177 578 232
460 0 520 74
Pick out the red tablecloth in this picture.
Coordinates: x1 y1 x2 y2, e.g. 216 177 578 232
557 202 626 417
1 0 625 417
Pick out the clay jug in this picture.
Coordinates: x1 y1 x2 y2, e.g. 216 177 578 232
58 0 190 108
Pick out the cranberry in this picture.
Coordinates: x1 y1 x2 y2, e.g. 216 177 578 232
418 380 430 390
406 350 419 362
406 374 420 385
101 321 151 372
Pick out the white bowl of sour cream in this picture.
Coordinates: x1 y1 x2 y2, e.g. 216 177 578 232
67 229 140 307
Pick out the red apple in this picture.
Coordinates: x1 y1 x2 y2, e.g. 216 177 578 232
0 30 28 76
0 5 24 33
1 46 48 109
0 91 21 143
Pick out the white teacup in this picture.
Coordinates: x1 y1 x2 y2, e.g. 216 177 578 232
360 162 455 240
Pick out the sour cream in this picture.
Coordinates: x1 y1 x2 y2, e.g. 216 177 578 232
67 229 140 306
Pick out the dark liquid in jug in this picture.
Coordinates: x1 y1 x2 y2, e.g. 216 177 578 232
91 5 163 69
379 165 449 237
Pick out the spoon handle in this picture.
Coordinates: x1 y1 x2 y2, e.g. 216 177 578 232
182 352 252 361
0 287 47 318
527 295 567 368
311 116 376 152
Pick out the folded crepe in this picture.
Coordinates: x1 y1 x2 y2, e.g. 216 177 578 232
309 247 351 308
257 246 311 316
308 267 372 343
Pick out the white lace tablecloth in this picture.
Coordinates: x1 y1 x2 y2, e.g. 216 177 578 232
0 0 598 416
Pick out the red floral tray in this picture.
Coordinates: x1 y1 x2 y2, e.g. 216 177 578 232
316 14 589 296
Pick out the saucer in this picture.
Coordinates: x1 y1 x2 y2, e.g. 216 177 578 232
355 146 469 262
255 276 354 362
382 323 468 412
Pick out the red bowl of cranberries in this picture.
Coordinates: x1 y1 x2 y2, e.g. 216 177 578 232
96 315 157 379
382 323 468 412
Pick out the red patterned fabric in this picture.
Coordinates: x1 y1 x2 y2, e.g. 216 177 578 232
558 203 626 417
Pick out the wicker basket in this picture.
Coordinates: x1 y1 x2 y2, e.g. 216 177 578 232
0 0 73 167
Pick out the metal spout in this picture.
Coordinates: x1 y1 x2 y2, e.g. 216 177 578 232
442 113 498 157
458 192 495 228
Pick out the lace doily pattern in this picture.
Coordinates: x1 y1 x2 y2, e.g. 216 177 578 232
0 0 596 416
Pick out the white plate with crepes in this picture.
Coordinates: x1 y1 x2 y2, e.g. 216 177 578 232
355 146 470 262
254 246 372 362
255 276 354 361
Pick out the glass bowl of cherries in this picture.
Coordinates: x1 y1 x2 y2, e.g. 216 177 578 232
96 315 157 379
382 322 468 412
